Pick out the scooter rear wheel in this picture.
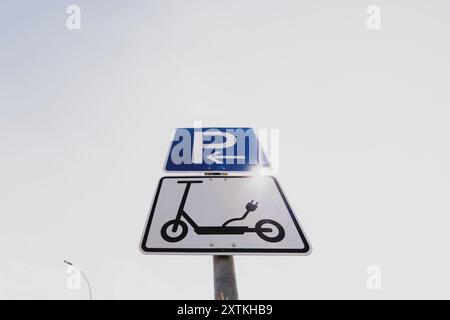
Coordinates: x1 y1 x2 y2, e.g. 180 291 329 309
161 220 188 242
255 219 285 242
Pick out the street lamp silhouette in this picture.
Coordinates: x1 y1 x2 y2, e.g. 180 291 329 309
64 260 92 300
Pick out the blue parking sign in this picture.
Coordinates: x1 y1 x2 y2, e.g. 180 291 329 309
164 127 270 172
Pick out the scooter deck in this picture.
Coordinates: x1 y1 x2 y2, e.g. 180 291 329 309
194 226 272 235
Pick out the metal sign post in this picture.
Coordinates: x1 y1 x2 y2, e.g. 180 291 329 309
213 255 238 300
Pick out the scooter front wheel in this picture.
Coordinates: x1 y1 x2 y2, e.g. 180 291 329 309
161 220 188 242
255 219 285 242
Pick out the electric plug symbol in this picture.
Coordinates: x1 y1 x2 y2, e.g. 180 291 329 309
245 200 259 212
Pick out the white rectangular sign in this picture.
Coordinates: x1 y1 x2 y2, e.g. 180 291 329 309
140 176 311 255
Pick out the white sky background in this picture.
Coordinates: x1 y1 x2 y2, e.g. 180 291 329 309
1 0 450 299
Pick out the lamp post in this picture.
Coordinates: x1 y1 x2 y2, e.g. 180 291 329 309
64 260 92 300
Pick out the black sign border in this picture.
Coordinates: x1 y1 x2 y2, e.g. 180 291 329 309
140 176 311 254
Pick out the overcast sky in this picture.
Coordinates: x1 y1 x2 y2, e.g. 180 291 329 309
1 0 450 299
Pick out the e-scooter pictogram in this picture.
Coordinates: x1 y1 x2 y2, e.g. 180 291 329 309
160 180 285 243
